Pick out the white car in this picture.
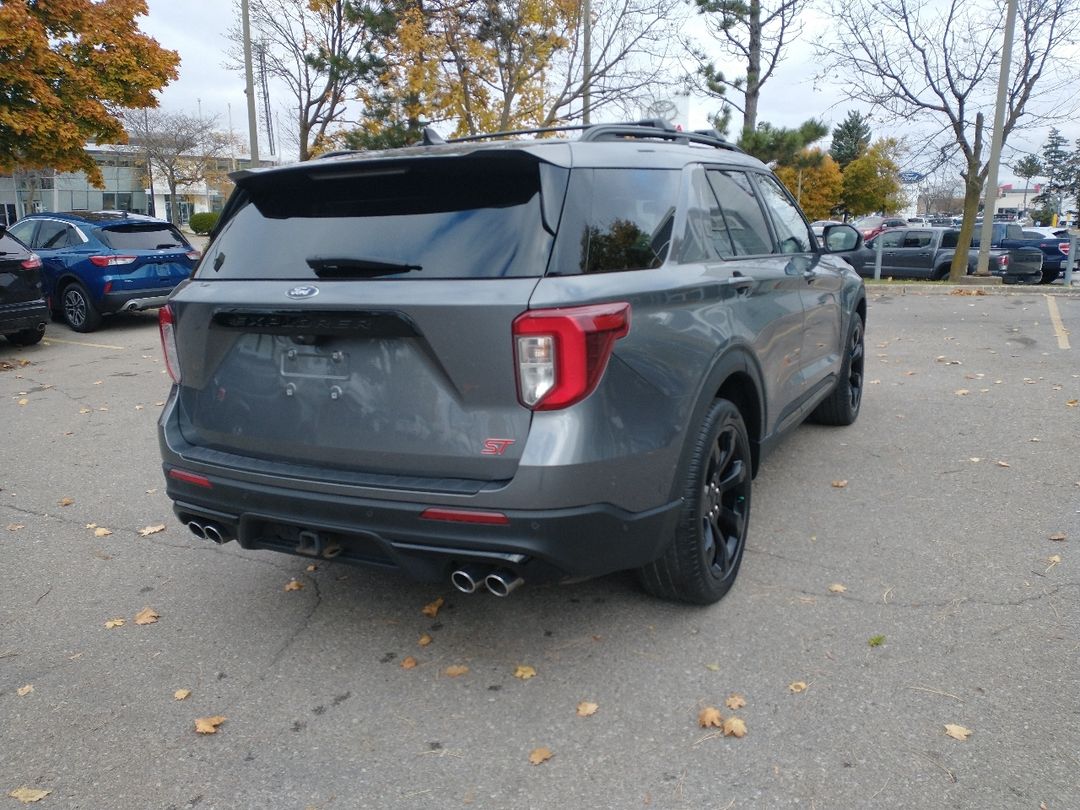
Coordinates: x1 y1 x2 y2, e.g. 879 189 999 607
810 219 843 238
1024 226 1070 239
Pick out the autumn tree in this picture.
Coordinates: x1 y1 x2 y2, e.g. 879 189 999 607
738 119 827 165
0 0 178 187
1010 153 1041 213
819 0 1080 280
841 138 905 217
775 150 843 220
229 0 379 161
124 110 234 225
829 111 872 170
691 0 808 138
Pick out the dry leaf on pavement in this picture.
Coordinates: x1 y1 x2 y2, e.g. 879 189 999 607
174 689 191 701
1049 532 1066 541
306 563 317 572
6 523 24 532
79 407 91 414
828 583 847 593
401 656 418 670
17 398 28 406
418 633 433 647
722 716 747 737
134 607 160 626
513 665 537 680
954 389 969 396
698 707 724 728
996 460 1010 468
831 480 848 488
284 579 303 591
94 527 112 537
576 701 599 717
788 681 808 694
16 685 33 697
104 617 125 629
528 747 553 765
725 694 746 710
444 665 469 677
8 787 51 804
195 715 227 734
58 497 74 507
944 724 972 741
1067 399 1078 408
138 524 166 537
421 597 444 618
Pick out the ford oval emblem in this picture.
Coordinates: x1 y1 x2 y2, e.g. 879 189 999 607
287 285 319 300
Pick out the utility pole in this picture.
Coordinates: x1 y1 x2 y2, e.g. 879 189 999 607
242 0 260 164
975 0 1018 275
582 0 591 125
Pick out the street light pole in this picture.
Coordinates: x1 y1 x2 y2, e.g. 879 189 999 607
975 0 1018 275
582 0 591 125
242 0 260 164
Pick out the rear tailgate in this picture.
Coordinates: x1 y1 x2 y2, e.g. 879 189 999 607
169 151 564 484
96 222 195 291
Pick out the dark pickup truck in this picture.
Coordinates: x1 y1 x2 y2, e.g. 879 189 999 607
841 226 1043 283
980 222 1070 284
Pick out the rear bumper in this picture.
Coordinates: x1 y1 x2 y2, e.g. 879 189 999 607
0 300 49 334
165 465 680 584
101 288 174 314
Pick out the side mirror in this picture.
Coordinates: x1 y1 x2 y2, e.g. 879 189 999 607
822 223 863 252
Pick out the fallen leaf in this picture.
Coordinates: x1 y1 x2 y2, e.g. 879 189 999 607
1047 554 1062 568
58 497 74 507
1029 437 1041 442
17 398 28 406
134 404 145 411
134 607 159 626
788 681 808 694
305 563 317 572
904 370 917 376
828 583 847 594
868 379 881 384
831 480 848 489
969 457 981 463
1067 399 1078 408
145 488 157 495
79 407 91 414
576 701 599 717
418 633 433 647
104 618 125 629
138 524 166 537
722 716 747 737
421 597 445 618
6 523 24 532
195 715 227 734
97 407 108 412
284 579 303 591
513 665 537 680
401 656 418 670
704 662 721 672
174 689 191 701
528 747 553 765
996 461 1010 468
93 380 103 386
1049 532 1066 542
443 664 469 677
8 787 51 804
85 523 97 529
725 694 747 710
154 401 165 407
93 527 112 537
16 684 33 697
868 634 886 647
944 724 972 741
954 389 969 396
698 707 724 728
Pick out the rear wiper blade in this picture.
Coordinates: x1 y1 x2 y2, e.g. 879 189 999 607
306 257 422 278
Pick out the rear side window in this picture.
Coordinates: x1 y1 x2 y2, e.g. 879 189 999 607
35 220 80 249
878 231 904 248
549 168 680 274
705 170 774 256
903 230 932 248
98 224 187 250
201 157 556 280
940 231 959 248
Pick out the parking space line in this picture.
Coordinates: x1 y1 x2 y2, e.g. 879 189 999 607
43 337 125 350
1045 295 1070 350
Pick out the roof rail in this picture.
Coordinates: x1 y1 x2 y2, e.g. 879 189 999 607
581 120 743 153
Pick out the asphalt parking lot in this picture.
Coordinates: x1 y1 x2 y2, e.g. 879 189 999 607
2 289 1078 809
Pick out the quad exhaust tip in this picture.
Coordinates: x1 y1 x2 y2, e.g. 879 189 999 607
451 565 486 594
187 520 230 545
485 569 524 597
450 566 525 596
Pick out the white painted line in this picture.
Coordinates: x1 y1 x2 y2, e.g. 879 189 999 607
1045 295 1070 350
43 337 125 350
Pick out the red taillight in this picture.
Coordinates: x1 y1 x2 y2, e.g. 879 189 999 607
168 468 212 488
512 302 630 411
998 255 1010 267
420 507 510 525
20 254 41 270
1059 243 1070 255
159 305 182 384
89 255 136 267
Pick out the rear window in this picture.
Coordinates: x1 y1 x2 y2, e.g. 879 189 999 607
98 224 187 250
200 157 558 280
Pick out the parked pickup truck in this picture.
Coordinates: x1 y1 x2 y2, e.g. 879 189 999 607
977 222 1070 284
840 225 1043 284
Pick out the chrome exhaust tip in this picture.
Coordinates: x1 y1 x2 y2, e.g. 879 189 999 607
203 523 225 544
451 566 487 594
485 570 524 597
187 521 206 539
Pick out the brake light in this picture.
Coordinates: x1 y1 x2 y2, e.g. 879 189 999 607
20 254 41 270
513 302 630 410
997 255 1010 268
168 468 212 488
159 305 182 383
89 255 136 267
1059 243 1070 255
420 507 510 525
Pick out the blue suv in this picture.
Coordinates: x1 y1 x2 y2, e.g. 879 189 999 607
7 212 199 332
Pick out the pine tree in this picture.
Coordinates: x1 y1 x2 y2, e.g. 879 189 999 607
829 112 872 170
1011 153 1042 213
1032 129 1070 216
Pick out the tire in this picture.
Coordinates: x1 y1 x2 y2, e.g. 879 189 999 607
5 328 44 346
933 265 952 281
1040 268 1059 285
61 282 102 333
638 399 752 605
811 310 865 426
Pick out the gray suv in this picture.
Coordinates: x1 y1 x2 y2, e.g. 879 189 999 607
157 120 866 604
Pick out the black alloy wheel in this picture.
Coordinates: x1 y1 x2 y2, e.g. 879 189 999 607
811 311 865 426
700 420 750 581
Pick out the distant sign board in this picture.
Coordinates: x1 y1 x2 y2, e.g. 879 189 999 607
898 171 925 184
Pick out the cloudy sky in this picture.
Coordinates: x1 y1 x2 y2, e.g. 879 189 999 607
138 0 1074 186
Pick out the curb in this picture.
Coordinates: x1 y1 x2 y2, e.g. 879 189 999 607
865 281 1080 296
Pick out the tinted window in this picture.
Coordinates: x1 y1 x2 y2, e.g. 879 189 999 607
550 168 680 274
940 231 959 248
204 157 556 280
678 167 722 263
754 175 812 253
35 221 79 249
878 231 903 248
7 221 34 245
902 230 932 248
98 224 187 250
705 170 774 256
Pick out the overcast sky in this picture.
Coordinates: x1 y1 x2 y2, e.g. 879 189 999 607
138 0 1075 186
